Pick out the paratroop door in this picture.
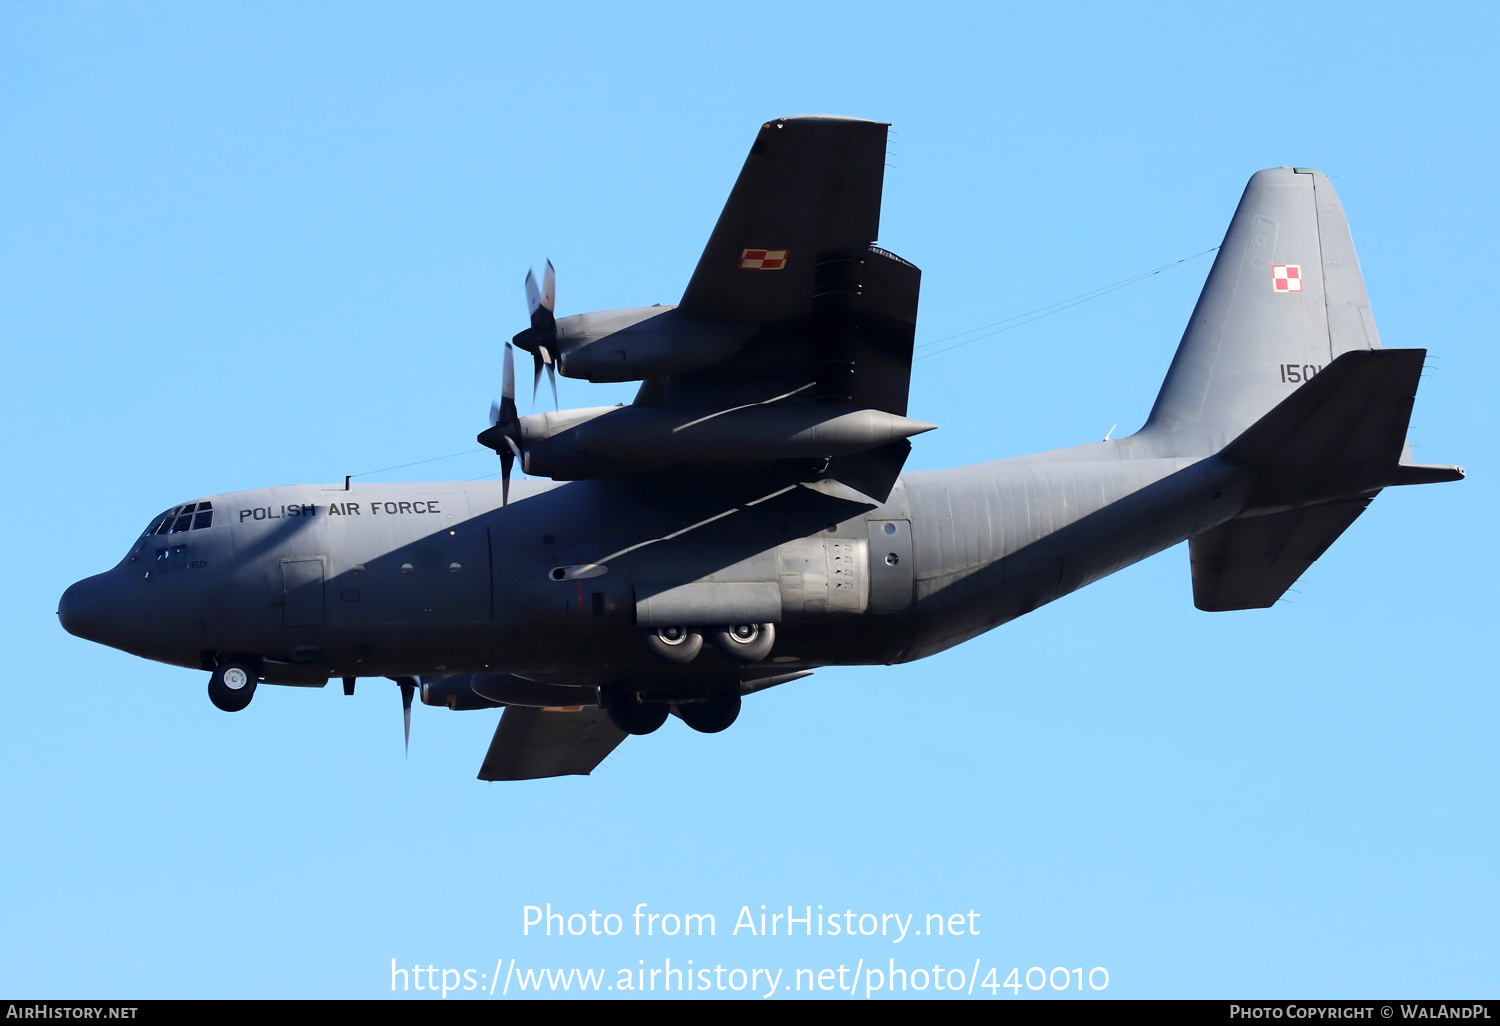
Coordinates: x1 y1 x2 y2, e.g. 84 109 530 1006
282 558 326 628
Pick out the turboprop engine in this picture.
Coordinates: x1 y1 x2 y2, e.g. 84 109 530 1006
510 261 757 385
486 243 930 496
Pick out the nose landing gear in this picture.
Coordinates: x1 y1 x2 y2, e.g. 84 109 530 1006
207 661 259 712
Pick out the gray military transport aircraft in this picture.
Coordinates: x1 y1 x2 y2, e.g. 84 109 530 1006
59 116 1462 780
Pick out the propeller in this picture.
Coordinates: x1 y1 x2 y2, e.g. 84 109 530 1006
477 342 524 505
390 676 418 756
513 259 559 410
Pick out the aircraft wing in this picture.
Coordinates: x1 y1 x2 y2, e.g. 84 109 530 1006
477 705 627 781
672 116 920 419
490 116 927 503
679 116 889 325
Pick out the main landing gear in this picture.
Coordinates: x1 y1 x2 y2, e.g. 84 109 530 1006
600 683 743 736
641 626 704 663
674 691 741 733
707 623 774 664
207 660 259 712
641 623 775 665
601 684 670 735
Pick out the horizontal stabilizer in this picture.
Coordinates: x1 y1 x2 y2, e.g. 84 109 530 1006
1221 347 1432 509
1191 499 1371 611
1192 346 1460 610
478 705 626 781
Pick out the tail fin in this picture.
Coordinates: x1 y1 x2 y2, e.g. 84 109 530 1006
1143 167 1384 455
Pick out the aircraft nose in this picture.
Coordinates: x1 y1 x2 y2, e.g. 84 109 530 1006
58 573 116 643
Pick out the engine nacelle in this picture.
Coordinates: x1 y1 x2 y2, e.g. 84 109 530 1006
574 404 935 461
555 307 754 382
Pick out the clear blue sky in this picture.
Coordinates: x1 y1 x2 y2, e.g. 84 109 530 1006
3 1 1495 999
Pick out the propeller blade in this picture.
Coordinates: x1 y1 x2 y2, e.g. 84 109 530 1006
517 261 558 413
502 339 516 402
498 342 523 506
525 263 557 339
524 268 541 317
394 677 416 756
539 259 555 314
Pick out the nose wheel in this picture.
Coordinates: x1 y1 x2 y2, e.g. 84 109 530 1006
207 661 258 712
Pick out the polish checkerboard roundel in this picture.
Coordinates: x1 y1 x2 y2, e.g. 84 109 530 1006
739 249 789 270
1272 264 1303 292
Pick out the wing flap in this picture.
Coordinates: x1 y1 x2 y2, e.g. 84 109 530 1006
477 705 627 781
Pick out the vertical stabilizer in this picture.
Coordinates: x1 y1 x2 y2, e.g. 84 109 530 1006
1143 168 1383 455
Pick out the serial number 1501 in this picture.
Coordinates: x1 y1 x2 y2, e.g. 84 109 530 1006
1280 363 1324 383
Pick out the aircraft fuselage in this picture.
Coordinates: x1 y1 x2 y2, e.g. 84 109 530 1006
59 439 1248 686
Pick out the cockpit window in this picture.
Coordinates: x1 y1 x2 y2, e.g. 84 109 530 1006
146 501 213 536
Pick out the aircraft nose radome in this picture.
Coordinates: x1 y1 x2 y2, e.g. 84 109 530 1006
58 574 113 643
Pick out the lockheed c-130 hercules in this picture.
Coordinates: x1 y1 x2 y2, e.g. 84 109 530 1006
58 116 1462 781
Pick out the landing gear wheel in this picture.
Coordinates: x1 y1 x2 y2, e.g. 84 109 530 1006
641 626 703 664
601 684 669 735
708 622 775 664
675 691 741 733
208 661 258 712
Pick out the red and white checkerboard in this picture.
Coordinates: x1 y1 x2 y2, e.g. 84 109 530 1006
1272 264 1303 292
739 249 789 270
